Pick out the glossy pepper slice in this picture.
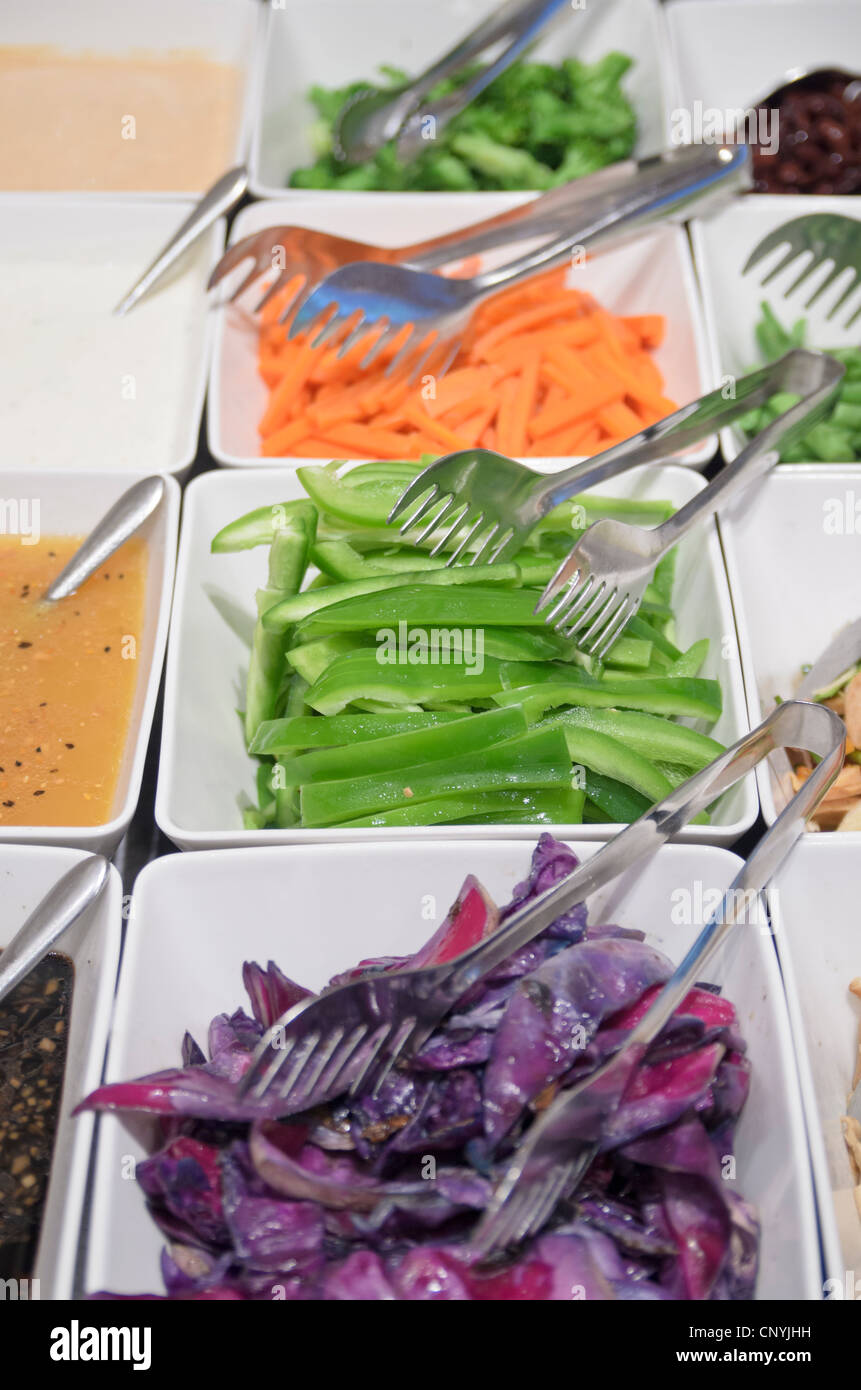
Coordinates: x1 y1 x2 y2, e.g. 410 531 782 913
298 725 571 827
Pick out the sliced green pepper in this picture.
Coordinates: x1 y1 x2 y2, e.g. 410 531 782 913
343 786 586 828
244 506 316 744
276 706 527 785
263 564 521 632
542 706 724 770
299 725 571 826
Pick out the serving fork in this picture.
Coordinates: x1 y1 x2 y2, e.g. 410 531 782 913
387 350 832 567
743 212 861 329
238 700 833 1117
471 698 845 1257
286 143 749 380
535 348 843 660
209 155 647 320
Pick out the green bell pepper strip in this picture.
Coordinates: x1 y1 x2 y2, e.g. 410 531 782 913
262 564 521 632
212 499 317 553
550 723 673 804
275 706 527 785
342 786 586 828
299 725 571 826
297 584 552 634
660 639 710 679
250 710 463 755
625 614 681 661
541 706 724 770
244 507 316 744
584 771 652 823
311 540 446 581
601 636 653 671
273 675 311 827
297 462 426 527
493 670 722 722
285 633 365 684
305 651 545 715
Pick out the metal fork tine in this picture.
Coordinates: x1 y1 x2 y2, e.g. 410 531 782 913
592 595 635 661
784 252 823 298
368 1018 418 1097
543 572 585 627
313 309 361 353
488 527 516 565
579 590 626 651
826 269 861 320
428 504 470 557
562 582 614 640
414 495 456 547
273 1031 322 1101
406 333 442 386
385 326 418 378
553 577 601 634
359 321 400 370
336 313 374 360
470 522 501 568
398 485 441 534
227 263 266 303
446 512 485 567
759 245 803 286
340 1023 395 1098
252 268 296 314
244 1033 298 1101
289 302 335 344
388 476 436 526
802 259 846 310
846 298 861 330
282 1025 347 1104
288 1023 371 1106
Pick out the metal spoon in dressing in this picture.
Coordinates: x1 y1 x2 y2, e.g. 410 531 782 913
42 476 165 603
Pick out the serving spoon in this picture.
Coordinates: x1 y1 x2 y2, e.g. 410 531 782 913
0 856 109 1008
42 475 165 603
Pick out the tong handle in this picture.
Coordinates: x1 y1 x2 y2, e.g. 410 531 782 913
654 351 845 552
470 143 749 294
443 701 843 1001
403 0 570 107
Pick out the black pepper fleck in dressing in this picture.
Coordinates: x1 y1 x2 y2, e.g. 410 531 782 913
0 954 74 1278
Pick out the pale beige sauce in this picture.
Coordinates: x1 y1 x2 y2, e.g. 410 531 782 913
0 46 241 191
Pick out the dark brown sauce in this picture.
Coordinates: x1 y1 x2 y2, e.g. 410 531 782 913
0 952 74 1278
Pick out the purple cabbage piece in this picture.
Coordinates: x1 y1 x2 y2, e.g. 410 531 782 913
79 835 761 1302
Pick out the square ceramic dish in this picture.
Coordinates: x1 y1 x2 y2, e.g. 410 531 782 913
0 0 264 196
249 0 676 200
691 196 861 461
719 465 861 829
767 839 861 1296
0 197 223 476
81 839 821 1299
666 0 861 122
0 469 180 855
0 845 123 1300
154 462 756 850
208 199 715 468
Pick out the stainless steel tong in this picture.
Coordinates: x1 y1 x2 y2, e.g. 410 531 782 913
238 701 840 1126
472 698 844 1256
333 0 572 164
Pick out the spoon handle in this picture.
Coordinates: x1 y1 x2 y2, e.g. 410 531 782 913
43 475 165 602
0 856 110 1008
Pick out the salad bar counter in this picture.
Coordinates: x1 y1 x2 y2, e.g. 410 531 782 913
1 0 861 1322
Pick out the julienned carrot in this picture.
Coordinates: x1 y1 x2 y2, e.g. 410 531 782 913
256 268 676 459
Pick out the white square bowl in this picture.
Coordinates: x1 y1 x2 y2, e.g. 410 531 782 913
1 0 264 197
0 197 224 476
81 839 821 1299
208 200 714 468
0 845 123 1300
767 839 861 1295
691 196 861 462
154 462 756 850
250 0 676 200
666 0 861 120
0 469 180 855
719 464 861 830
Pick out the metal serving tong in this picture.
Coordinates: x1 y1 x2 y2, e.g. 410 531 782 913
288 143 750 381
534 349 844 658
239 701 842 1122
472 698 844 1256
333 0 572 164
0 857 109 1008
210 144 747 324
388 347 841 571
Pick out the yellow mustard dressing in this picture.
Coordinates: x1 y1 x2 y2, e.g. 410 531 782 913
0 535 147 826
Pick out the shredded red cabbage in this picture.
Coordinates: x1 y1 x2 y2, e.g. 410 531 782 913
78 836 758 1301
